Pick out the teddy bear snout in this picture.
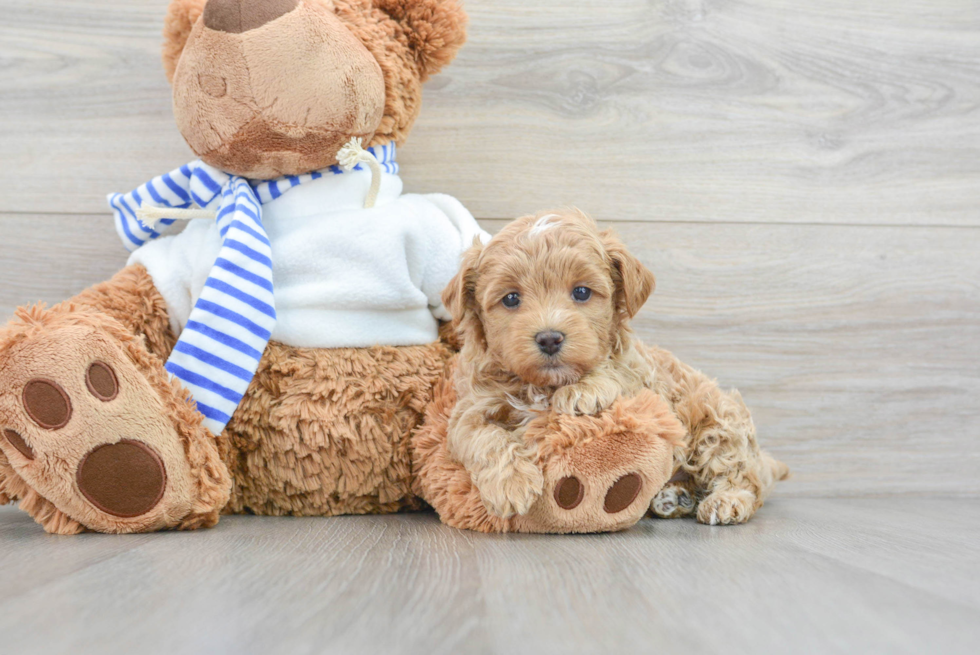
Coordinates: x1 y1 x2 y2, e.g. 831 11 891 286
204 0 299 34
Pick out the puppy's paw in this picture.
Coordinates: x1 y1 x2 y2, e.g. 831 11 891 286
696 489 756 525
550 383 621 416
651 483 696 519
476 455 545 519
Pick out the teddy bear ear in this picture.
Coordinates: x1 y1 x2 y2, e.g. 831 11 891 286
373 0 468 81
162 0 209 83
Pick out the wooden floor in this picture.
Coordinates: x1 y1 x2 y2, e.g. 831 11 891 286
1 499 978 655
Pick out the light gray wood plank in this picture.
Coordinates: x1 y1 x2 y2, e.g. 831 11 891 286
0 0 978 225
0 511 156 600
769 498 980 608
0 499 978 655
2 215 978 497
0 213 129 313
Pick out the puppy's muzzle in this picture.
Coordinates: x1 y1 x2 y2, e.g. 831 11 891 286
535 331 565 356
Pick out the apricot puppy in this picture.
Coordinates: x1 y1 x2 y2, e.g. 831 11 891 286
442 209 788 524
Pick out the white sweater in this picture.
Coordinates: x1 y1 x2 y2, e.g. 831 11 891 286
129 167 488 349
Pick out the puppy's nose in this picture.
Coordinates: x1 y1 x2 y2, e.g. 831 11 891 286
204 0 298 34
535 331 565 355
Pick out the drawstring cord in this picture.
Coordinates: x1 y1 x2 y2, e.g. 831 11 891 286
136 206 217 224
337 137 382 209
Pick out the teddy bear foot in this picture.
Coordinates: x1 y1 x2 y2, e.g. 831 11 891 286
413 378 686 534
509 390 686 534
0 306 231 534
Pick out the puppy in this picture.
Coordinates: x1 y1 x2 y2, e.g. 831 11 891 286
442 209 788 524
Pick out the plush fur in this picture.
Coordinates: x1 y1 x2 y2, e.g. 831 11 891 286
163 0 207 83
440 209 788 525
223 336 452 517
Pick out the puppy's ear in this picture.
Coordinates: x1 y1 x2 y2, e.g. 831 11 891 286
601 229 656 319
163 0 208 83
373 0 468 81
442 240 485 348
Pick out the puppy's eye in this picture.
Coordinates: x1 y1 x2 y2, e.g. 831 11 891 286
572 287 592 302
502 292 521 309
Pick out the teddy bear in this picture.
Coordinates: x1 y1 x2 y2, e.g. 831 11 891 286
0 0 680 535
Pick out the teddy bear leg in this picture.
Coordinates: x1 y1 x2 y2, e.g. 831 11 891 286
0 265 231 534
511 391 686 533
414 380 686 534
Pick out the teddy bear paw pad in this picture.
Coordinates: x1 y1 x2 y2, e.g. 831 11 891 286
603 473 643 514
554 476 585 510
76 439 167 518
552 472 644 515
513 465 656 534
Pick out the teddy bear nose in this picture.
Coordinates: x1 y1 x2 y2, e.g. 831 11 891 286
203 0 299 34
535 331 565 355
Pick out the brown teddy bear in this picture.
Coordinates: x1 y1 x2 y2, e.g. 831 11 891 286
0 0 679 535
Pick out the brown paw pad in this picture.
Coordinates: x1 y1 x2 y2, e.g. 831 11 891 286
4 428 34 460
85 361 119 401
555 476 585 510
22 379 72 429
604 473 643 514
76 440 167 518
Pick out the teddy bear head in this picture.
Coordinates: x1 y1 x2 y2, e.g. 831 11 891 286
162 0 466 179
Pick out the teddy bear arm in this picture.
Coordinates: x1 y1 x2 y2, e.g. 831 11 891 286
414 369 686 534
507 390 686 533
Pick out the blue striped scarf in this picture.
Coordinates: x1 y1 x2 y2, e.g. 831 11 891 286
108 143 397 434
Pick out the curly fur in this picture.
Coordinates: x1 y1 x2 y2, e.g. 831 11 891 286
442 209 788 525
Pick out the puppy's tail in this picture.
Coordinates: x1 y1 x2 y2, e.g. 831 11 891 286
763 451 790 482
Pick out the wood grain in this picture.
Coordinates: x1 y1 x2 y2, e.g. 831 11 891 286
0 0 977 225
0 499 978 655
